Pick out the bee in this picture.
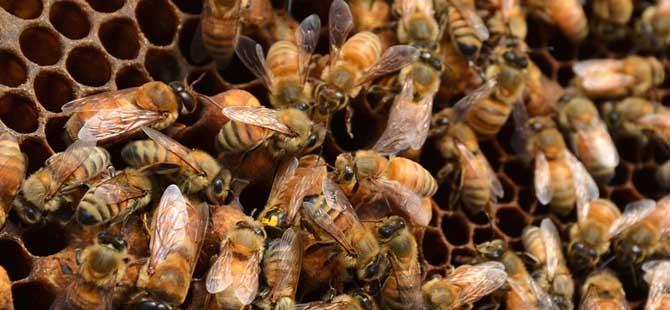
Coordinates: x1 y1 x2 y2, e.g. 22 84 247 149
206 204 266 309
216 105 324 158
294 292 378 310
395 0 441 48
601 97 670 152
301 176 387 282
579 270 628 310
520 116 599 216
234 13 321 110
300 237 347 295
484 0 527 42
0 130 25 227
75 168 154 226
656 160 670 190
610 197 670 266
312 0 417 128
135 185 209 309
0 266 10 310
524 59 563 117
351 0 391 33
262 227 302 310
635 0 670 53
334 150 436 226
557 95 619 184
422 261 507 309
18 139 112 223
51 232 127 310
590 0 633 41
444 0 490 60
431 108 503 215
526 0 588 42
522 219 575 310
572 56 665 99
190 0 248 69
62 81 200 145
566 199 621 272
643 260 670 310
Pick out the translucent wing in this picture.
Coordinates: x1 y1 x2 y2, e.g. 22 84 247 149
390 256 423 309
235 251 262 305
529 276 559 310
540 218 562 280
328 0 354 63
572 59 622 76
206 240 234 293
323 177 357 216
534 153 553 205
452 80 496 118
564 150 599 211
296 14 321 84
357 45 418 85
501 0 516 21
574 123 619 171
142 127 203 174
221 106 295 136
48 139 99 197
0 131 19 172
456 143 504 201
77 105 165 142
644 261 670 310
449 0 489 40
295 302 347 310
61 88 137 113
148 185 190 274
375 178 431 226
287 164 326 223
581 73 635 93
267 157 299 206
90 175 147 205
608 199 656 238
512 101 532 162
639 112 670 150
447 261 507 307
235 36 274 89
270 228 302 300
302 189 357 256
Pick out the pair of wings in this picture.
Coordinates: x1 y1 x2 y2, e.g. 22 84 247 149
147 185 209 279
267 157 327 225
44 138 108 199
367 175 432 226
444 261 508 308
534 149 599 211
531 218 566 282
507 269 558 310
606 197 670 240
456 142 504 203
447 0 490 41
84 171 148 208
265 227 302 302
572 59 635 94
388 255 423 308
643 260 670 310
572 120 620 174
637 107 670 152
221 106 302 137
138 127 206 176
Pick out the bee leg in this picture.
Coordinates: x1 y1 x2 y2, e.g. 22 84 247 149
345 106 355 139
141 213 151 236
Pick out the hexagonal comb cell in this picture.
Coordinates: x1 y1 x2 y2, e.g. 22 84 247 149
0 50 27 87
99 18 141 60
136 0 178 46
66 45 112 87
19 26 62 66
85 0 125 13
34 71 75 113
49 1 90 40
0 93 39 134
0 0 43 19
0 239 32 281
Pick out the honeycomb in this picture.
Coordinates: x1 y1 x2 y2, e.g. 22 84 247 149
0 0 668 308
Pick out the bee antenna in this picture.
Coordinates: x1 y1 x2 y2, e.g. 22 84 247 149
596 255 616 271
287 0 293 16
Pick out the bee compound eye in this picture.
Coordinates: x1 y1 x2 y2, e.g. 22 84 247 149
343 166 355 181
306 133 318 148
168 81 185 92
214 179 224 194
295 102 309 111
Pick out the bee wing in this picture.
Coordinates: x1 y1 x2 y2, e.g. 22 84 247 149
534 153 553 205
77 104 165 142
511 101 532 163
564 150 599 214
375 178 431 226
643 261 670 310
267 157 299 205
390 256 423 308
270 228 302 299
572 59 623 76
142 127 204 174
48 138 99 196
528 276 559 310
148 185 191 273
235 36 274 89
357 45 418 86
501 0 516 21
0 130 18 171
639 112 670 150
235 251 262 305
206 240 234 294
61 88 137 113
447 261 507 307
456 143 504 201
91 177 147 206
302 185 357 256
296 14 321 84
452 80 497 119
448 0 489 40
295 301 347 310
221 106 295 136
608 199 656 238
575 122 619 171
328 0 354 64
540 218 563 281
288 164 326 223
581 73 635 94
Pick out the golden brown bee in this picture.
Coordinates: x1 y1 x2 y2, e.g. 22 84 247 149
190 0 248 69
643 260 670 310
235 14 321 110
484 0 527 42
52 232 128 310
526 0 588 42
521 116 599 216
611 197 670 266
522 219 575 310
444 0 490 59
557 95 619 184
300 238 347 295
216 106 324 158
524 59 563 117
18 140 112 224
62 81 200 145
136 185 209 308
351 0 391 32
334 150 436 226
75 168 154 227
635 0 670 52
262 227 302 310
572 56 665 99
566 199 620 272
602 97 670 151
431 108 503 215
422 262 507 309
656 160 670 190
0 265 11 310
590 0 633 41
206 204 266 309
264 10 299 43
294 292 379 310
579 270 628 310
0 130 25 227
395 0 441 47
301 176 387 282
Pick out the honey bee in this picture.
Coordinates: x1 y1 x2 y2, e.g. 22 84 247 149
294 292 378 310
334 150 436 226
51 232 127 310
520 116 599 216
656 160 670 190
301 176 387 282
300 238 347 295
557 95 619 183
590 0 633 41
579 270 628 310
635 0 670 52
18 139 112 223
484 0 527 42
431 108 503 215
216 106 324 158
206 204 266 309
524 59 563 117
62 81 201 145
602 97 670 152
566 199 621 272
75 168 154 226
190 0 248 69
351 0 391 33
422 261 507 309
522 219 575 310
0 266 10 310
395 0 441 48
0 130 25 227
444 0 490 60
234 14 321 110
526 0 588 42
643 260 670 310
572 56 665 99
262 227 302 310
610 197 670 266
135 185 209 308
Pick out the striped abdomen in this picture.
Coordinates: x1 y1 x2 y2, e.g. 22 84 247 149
121 140 194 173
77 185 150 226
54 147 111 187
522 226 547 264
385 157 437 197
463 98 511 137
382 261 422 310
341 32 382 72
656 160 670 190
546 0 588 42
548 159 576 216
461 156 491 214
215 121 269 154
263 242 300 300
447 5 482 58
0 134 25 201
202 9 241 67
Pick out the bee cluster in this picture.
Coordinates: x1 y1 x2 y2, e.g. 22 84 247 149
1 0 670 309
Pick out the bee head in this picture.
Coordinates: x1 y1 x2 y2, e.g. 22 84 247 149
169 81 197 115
97 231 127 251
614 239 646 266
377 216 406 241
568 241 598 271
135 300 170 310
359 254 387 282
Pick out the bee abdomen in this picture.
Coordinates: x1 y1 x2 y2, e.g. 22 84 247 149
386 157 437 197
267 41 300 79
202 17 240 65
461 174 490 213
69 147 111 182
464 98 510 137
341 32 382 71
521 226 546 263
122 140 168 168
549 161 576 216
77 194 120 226
0 138 25 198
215 121 268 154
447 6 481 58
